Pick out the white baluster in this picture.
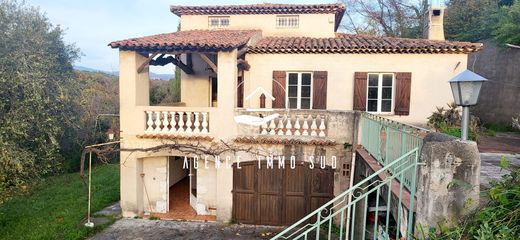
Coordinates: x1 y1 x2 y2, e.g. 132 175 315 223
146 111 154 133
193 112 201 133
168 111 176 134
302 115 310 136
154 111 162 133
162 111 169 133
268 119 276 135
185 112 193 133
285 116 293 136
319 115 326 137
277 116 284 135
261 121 268 135
201 112 209 133
310 115 318 136
177 112 185 133
293 116 301 136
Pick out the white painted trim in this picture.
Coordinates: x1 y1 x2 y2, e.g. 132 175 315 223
285 72 313 109
366 73 395 114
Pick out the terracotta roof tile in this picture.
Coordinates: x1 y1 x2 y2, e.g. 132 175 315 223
234 136 337 146
170 3 345 30
248 33 483 54
137 134 213 141
170 3 345 16
109 30 260 52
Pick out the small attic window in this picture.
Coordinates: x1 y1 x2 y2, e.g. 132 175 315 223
432 9 441 16
209 16 230 28
276 15 299 29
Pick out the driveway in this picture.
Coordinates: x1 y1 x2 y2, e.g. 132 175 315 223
90 219 283 240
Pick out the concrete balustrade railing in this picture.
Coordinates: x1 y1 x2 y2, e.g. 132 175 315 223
144 109 209 134
261 113 327 137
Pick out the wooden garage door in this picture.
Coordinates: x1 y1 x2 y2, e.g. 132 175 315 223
232 161 334 226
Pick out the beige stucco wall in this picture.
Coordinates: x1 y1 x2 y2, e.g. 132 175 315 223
180 13 336 38
244 53 468 126
180 54 214 107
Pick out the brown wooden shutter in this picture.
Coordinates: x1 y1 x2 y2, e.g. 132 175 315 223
237 76 244 108
272 71 286 108
312 71 328 109
394 72 412 116
353 72 368 111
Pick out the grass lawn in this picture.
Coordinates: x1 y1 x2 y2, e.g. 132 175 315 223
0 164 120 240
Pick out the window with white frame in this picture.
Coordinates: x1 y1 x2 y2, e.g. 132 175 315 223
276 15 299 28
287 72 312 109
208 16 230 28
367 73 394 113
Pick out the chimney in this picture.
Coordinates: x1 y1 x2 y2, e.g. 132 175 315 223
423 6 445 41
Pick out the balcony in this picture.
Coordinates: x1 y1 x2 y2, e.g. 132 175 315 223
134 107 355 144
145 109 210 134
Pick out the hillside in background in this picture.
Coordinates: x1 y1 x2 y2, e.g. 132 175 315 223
74 65 174 80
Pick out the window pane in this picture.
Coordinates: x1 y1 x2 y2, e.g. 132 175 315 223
382 87 392 99
368 74 379 86
382 100 392 112
220 18 229 26
302 73 311 85
210 18 219 26
289 98 298 109
367 100 378 112
301 98 310 109
288 86 298 97
301 86 311 97
368 87 378 99
288 73 298 85
383 74 393 86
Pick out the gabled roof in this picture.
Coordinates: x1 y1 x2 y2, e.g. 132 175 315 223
247 33 483 54
170 3 346 30
109 30 260 52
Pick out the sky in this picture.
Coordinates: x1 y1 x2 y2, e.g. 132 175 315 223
27 0 337 74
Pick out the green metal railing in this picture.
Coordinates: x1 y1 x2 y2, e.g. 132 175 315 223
360 112 428 190
271 148 420 240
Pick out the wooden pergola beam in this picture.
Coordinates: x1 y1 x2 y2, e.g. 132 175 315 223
149 54 194 74
198 53 218 73
137 53 159 73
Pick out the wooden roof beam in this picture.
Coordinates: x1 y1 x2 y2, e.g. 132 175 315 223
198 53 218 74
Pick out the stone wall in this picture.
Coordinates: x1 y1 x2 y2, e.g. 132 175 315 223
470 40 520 124
415 132 480 229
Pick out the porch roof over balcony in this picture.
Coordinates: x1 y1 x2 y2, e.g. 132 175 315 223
109 29 261 53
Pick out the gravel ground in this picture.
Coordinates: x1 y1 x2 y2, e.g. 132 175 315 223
90 219 283 240
480 152 520 188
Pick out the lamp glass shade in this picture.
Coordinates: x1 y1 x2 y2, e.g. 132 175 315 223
449 81 483 106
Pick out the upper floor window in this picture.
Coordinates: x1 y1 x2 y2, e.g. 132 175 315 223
276 15 299 29
367 73 394 113
208 16 230 28
287 72 312 109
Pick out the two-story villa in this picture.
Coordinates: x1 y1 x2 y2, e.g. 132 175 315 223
109 3 482 225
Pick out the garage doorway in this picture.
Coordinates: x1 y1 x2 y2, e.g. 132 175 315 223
232 161 334 226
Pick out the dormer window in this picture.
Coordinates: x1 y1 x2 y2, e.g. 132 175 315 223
208 16 230 28
276 15 299 28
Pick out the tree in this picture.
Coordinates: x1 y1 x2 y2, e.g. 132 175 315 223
444 0 499 42
493 0 520 45
0 0 79 201
341 0 429 38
